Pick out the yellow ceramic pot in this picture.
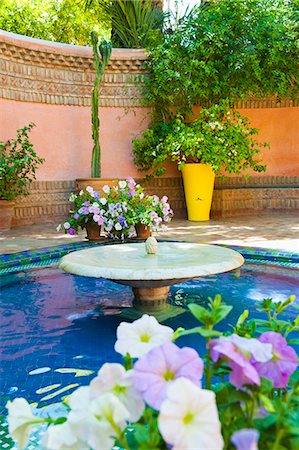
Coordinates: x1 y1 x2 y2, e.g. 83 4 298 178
181 163 215 221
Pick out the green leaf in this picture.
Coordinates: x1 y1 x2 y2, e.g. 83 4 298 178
236 309 249 326
259 394 276 413
188 304 212 325
212 305 233 324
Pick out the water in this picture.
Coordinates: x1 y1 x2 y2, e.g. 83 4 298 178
0 263 298 414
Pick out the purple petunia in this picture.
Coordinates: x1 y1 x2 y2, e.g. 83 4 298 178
252 332 297 388
78 207 89 215
231 429 259 450
132 342 204 410
68 228 76 235
73 213 79 220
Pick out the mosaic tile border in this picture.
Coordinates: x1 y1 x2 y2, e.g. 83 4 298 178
0 241 298 275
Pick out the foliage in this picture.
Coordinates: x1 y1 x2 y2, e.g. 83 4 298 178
133 101 269 177
143 0 299 121
6 294 299 449
0 0 110 45
91 33 112 178
84 0 164 48
0 124 44 201
60 178 173 239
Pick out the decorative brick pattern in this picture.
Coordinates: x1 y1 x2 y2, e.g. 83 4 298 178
212 187 299 218
11 176 299 226
1 31 298 108
12 180 76 226
0 31 146 106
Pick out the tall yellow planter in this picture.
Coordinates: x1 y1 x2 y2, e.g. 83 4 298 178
182 163 215 221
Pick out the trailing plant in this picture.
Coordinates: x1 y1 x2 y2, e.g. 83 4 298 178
133 102 269 177
0 124 44 201
91 32 112 178
6 294 299 449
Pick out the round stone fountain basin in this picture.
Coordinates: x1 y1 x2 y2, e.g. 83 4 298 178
60 242 244 307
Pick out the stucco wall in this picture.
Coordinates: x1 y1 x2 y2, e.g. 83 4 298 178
1 30 298 181
1 30 298 224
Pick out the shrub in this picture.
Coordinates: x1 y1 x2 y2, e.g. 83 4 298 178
0 124 44 201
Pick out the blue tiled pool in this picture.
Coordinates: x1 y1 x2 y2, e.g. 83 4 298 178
1 257 298 421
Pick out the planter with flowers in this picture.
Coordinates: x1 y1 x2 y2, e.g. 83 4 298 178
6 294 299 449
133 101 269 221
0 123 44 231
60 178 173 241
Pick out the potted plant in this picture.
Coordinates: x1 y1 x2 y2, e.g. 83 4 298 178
104 177 173 239
58 186 109 241
60 178 173 240
133 101 269 221
0 123 44 231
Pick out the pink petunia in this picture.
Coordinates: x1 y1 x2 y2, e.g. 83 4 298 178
210 334 272 389
252 332 297 388
132 342 203 410
210 339 260 388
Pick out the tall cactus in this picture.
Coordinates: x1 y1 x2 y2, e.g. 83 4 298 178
91 32 112 178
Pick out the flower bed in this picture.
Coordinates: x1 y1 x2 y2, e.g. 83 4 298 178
6 295 298 449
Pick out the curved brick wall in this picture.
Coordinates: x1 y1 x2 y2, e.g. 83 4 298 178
0 30 298 224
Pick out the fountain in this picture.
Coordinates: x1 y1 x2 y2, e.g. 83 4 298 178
60 240 244 319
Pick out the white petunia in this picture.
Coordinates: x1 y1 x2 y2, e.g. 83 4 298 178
67 387 129 450
93 214 101 222
90 363 145 421
100 197 107 205
56 224 62 232
115 222 122 231
118 180 127 189
86 186 94 194
158 378 224 450
115 314 174 358
6 398 42 450
102 185 110 194
42 421 88 450
79 190 84 196
63 222 70 230
88 393 129 450
67 387 98 446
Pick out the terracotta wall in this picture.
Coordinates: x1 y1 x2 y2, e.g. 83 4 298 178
1 30 298 224
1 99 153 180
1 30 298 181
238 107 299 177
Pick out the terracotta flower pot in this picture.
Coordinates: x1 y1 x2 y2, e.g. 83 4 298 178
85 222 105 241
76 178 118 192
135 223 151 240
0 200 15 231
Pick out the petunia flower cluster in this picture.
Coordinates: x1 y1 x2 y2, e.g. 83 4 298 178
58 178 173 239
6 305 298 450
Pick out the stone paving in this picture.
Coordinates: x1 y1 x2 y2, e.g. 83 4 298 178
0 211 298 255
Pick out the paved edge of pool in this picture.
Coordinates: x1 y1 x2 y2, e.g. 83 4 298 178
0 240 298 275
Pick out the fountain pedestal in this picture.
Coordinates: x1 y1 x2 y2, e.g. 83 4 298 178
60 242 244 320
133 286 170 302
